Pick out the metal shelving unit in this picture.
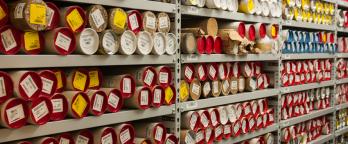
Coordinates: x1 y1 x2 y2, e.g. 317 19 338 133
336 78 348 84
280 108 335 128
308 134 334 144
338 0 348 7
336 103 348 110
281 80 335 94
336 53 348 58
337 27 348 33
282 20 335 31
181 54 279 63
282 53 335 60
335 127 348 136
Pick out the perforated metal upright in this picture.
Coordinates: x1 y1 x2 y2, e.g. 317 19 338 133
174 0 182 138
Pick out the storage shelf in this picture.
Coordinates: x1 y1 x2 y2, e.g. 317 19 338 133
281 80 335 94
337 78 348 84
282 20 335 31
337 27 348 33
181 54 279 63
0 106 174 143
181 89 279 112
338 0 348 8
336 53 348 58
219 124 278 144
181 6 281 24
280 108 334 128
282 53 334 60
0 55 175 69
336 103 348 110
308 134 334 144
335 127 348 136
54 0 176 13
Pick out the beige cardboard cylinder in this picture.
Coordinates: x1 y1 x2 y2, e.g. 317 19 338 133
119 30 137 55
136 31 153 55
62 91 90 119
75 28 99 55
9 70 42 101
238 76 245 92
43 27 76 55
114 123 135 144
65 68 90 92
221 79 230 96
245 77 257 92
102 74 135 99
92 127 117 144
180 80 190 102
86 5 108 32
152 32 166 55
189 79 201 100
229 76 239 94
100 88 123 113
142 11 157 34
133 122 167 144
180 130 195 144
183 18 218 36
86 90 107 116
211 80 222 97
217 29 241 55
108 8 127 34
118 66 157 87
124 86 152 110
202 81 211 97
165 33 176 55
27 96 52 125
182 111 200 131
98 29 120 55
157 12 170 33
73 130 94 144
206 0 221 9
181 33 197 54
0 98 29 129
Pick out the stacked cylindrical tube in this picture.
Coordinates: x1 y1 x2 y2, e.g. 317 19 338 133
336 58 348 79
336 84 348 105
336 108 348 131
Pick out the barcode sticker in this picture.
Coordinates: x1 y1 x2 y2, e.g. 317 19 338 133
41 77 54 94
51 98 63 113
1 29 17 52
120 129 131 144
91 9 105 28
6 104 25 124
92 94 104 112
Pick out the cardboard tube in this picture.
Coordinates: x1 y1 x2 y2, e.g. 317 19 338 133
142 11 157 34
45 2 59 30
156 66 172 87
88 68 103 90
204 125 215 143
218 29 241 55
157 12 170 33
86 5 108 32
133 122 167 144
92 127 117 144
229 76 238 94
119 30 137 55
195 63 208 81
60 6 87 33
164 85 175 105
100 88 123 113
238 0 255 14
124 86 152 110
206 0 221 9
197 0 206 7
184 18 218 36
211 80 221 97
180 130 195 144
66 68 90 92
114 123 135 144
9 0 48 31
182 64 195 83
108 8 127 35
238 76 245 92
136 31 153 55
181 33 196 54
0 71 13 104
50 93 68 121
9 71 42 101
245 77 257 91
38 70 57 97
245 24 256 41
127 10 143 34
75 28 99 55
201 81 211 98
102 74 136 99
151 85 165 108
189 78 201 100
204 35 214 54
182 0 197 6
165 134 178 144
86 90 107 116
152 32 166 55
213 36 222 54
207 63 219 81
21 31 45 54
196 35 206 54
74 130 94 144
56 133 74 144
31 137 58 144
179 80 190 102
0 98 28 128
98 29 119 55
52 69 66 93
182 111 201 132
62 91 90 119
165 33 176 55
0 25 22 55
214 125 223 142
28 96 52 125
208 108 220 127
44 27 76 55
198 109 211 128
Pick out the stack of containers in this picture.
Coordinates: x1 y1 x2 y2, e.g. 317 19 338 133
281 116 331 143
281 87 331 120
180 62 274 102
336 58 348 79
281 59 332 87
282 30 336 53
336 108 348 131
337 37 348 53
180 98 275 143
282 0 335 25
337 8 348 29
336 84 348 105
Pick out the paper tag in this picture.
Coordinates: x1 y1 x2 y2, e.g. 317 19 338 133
1 29 17 52
146 16 156 29
29 4 46 25
51 98 63 113
185 133 194 144
108 93 120 109
73 71 87 91
113 9 126 29
198 65 205 79
128 13 139 30
76 135 89 144
234 123 240 133
155 126 164 141
213 81 218 94
190 114 197 130
6 104 25 124
196 131 204 142
201 113 209 127
91 9 105 28
209 65 217 78
55 32 71 51
59 138 70 144
154 89 162 104
223 80 229 91
159 72 168 84
120 129 131 144
92 94 104 112
144 70 154 86
0 77 6 97
20 75 38 97
80 32 94 50
159 17 168 29
205 128 212 140
231 80 237 89
219 65 225 79
67 9 84 32
203 82 211 95
192 83 200 95
164 87 174 104
123 78 131 93
89 71 99 88
32 101 49 121
55 72 63 90
46 7 54 27
185 67 193 80
41 77 53 94
211 111 217 125
102 32 116 53
140 90 149 106
224 125 231 134
24 32 40 51
14 3 25 19
215 126 222 136
101 133 113 144
72 94 87 117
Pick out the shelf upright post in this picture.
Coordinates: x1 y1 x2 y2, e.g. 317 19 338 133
174 0 182 138
277 0 283 142
333 0 338 142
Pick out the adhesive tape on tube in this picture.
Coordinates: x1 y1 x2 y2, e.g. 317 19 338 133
166 33 176 55
136 31 153 55
120 30 137 55
152 32 166 55
206 0 221 9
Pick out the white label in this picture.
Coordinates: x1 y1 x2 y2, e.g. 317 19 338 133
128 14 139 30
108 93 120 109
155 126 164 141
144 70 154 86
146 16 156 29
269 113 274 121
231 80 237 89
213 81 218 94
91 9 105 28
209 66 217 78
41 77 54 94
219 65 225 79
32 101 49 121
223 80 229 91
196 131 204 142
198 65 205 79
140 90 148 106
102 32 116 53
121 32 135 54
0 77 6 97
258 76 264 87
205 128 212 141
123 78 131 93
215 126 222 136
159 17 168 29
55 32 72 51
234 123 240 133
184 67 193 79
1 29 17 52
154 34 165 54
46 7 54 27
92 94 104 112
190 114 197 130
14 3 25 18
249 119 255 128
245 64 252 76
159 72 169 83
192 83 200 95
51 99 63 113
201 113 209 127
76 135 89 144
59 138 70 144
224 125 231 134
203 82 211 95
20 75 38 98
211 111 217 125
233 63 239 77
185 133 194 144
80 32 95 50
154 89 162 104
6 104 25 124
245 106 251 115
101 133 113 144
120 129 131 144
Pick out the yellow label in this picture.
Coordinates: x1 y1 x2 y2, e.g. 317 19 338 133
72 94 87 117
247 0 254 12
165 86 174 104
24 32 40 51
294 8 299 18
0 6 6 21
73 71 87 91
88 70 99 88
271 26 276 37
55 71 63 89
29 4 46 25
113 9 126 29
66 9 83 32
180 82 189 102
